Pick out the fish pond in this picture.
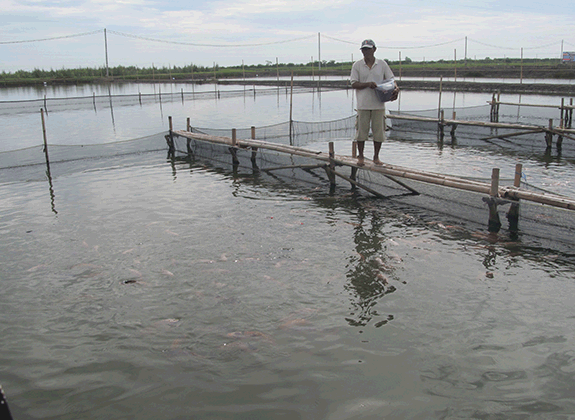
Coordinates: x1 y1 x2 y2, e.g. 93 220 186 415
1 83 575 419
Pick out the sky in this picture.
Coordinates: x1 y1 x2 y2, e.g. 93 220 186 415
1 0 574 72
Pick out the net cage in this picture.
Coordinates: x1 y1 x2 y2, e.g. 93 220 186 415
388 104 575 157
171 132 575 253
0 86 332 116
1 91 574 252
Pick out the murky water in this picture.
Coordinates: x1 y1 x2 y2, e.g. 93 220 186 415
1 84 575 419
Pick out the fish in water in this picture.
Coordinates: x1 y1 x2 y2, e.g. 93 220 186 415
226 331 274 343
376 272 389 285
374 257 392 271
279 318 309 329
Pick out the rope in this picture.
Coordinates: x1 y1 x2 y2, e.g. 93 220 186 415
0 29 103 44
107 30 315 47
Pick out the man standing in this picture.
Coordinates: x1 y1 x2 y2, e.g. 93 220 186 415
350 39 399 166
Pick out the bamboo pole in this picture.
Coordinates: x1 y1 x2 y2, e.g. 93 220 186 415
388 113 554 131
545 119 553 148
264 163 325 172
289 71 294 145
497 90 501 121
454 49 457 82
491 100 573 110
437 76 443 120
514 164 523 187
327 142 336 187
490 168 500 197
520 48 523 84
480 129 545 141
41 109 49 159
250 126 258 164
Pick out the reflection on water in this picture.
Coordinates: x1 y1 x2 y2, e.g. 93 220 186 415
345 204 398 328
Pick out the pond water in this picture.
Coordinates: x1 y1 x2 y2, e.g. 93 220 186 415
1 83 575 419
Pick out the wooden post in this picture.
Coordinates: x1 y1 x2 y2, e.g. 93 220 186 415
454 49 457 82
230 128 239 165
181 88 184 103
450 111 457 138
520 47 523 85
514 163 522 187
507 163 523 233
438 109 445 140
186 117 191 132
327 142 336 189
490 168 500 197
350 141 358 186
166 116 174 157
250 126 258 169
311 56 314 81
44 94 47 112
139 91 142 105
569 98 574 129
93 92 96 110
545 119 553 149
490 93 496 122
41 109 49 160
496 90 501 122
486 168 502 232
437 75 443 120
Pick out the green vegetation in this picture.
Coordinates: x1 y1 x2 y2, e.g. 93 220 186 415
1 57 573 86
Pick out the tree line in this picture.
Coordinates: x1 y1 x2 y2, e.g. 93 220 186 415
0 57 569 84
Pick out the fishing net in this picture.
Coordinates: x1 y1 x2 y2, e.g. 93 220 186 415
0 86 332 116
1 91 574 252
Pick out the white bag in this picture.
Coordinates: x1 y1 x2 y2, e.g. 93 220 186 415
375 78 395 102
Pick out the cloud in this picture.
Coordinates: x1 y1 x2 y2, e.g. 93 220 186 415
213 0 353 17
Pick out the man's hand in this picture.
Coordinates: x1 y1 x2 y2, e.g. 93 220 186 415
389 86 400 101
351 81 377 90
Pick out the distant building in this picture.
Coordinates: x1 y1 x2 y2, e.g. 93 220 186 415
562 52 575 62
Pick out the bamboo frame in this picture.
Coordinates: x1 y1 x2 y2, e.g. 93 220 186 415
172 129 575 211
